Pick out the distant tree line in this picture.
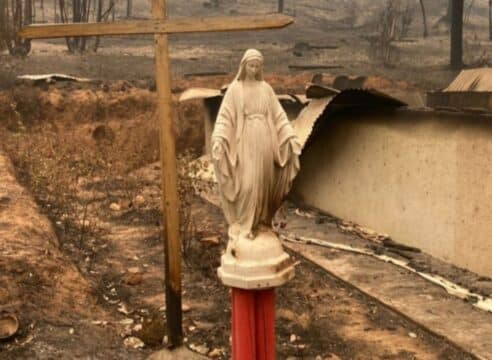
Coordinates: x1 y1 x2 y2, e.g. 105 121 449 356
0 0 33 56
1 0 491 68
0 0 123 55
374 0 489 69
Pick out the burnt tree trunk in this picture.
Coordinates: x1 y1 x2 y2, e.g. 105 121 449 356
93 0 115 52
59 0 73 51
435 0 452 29
419 0 428 38
1 0 32 56
489 0 492 40
93 0 103 51
40 0 45 22
59 0 93 53
450 0 464 69
278 0 283 13
0 0 7 50
126 0 131 18
446 0 452 21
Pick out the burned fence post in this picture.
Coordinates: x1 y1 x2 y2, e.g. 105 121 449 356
450 0 464 69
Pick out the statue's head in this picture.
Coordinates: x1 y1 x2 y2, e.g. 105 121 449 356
236 49 264 81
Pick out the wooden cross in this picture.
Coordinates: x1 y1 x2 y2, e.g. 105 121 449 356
19 2 293 348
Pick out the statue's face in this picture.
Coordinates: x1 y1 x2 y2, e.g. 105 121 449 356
245 60 261 79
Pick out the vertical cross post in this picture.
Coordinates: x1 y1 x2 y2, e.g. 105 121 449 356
152 0 183 347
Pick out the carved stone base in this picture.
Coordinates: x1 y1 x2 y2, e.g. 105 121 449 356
217 229 295 289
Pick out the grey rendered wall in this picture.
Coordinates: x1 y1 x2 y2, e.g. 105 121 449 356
293 109 492 277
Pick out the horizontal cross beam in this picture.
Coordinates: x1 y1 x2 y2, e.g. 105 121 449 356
18 14 293 39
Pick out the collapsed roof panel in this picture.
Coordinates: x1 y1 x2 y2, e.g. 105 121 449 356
297 89 407 151
444 68 492 92
179 87 308 123
180 85 407 154
428 68 492 113
292 98 333 148
17 73 94 84
179 87 223 102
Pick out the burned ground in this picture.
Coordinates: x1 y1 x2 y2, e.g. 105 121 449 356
1 0 492 357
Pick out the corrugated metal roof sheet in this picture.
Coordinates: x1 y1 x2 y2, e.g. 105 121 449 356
179 88 223 102
291 98 334 149
444 68 492 92
305 83 340 99
329 88 407 107
17 74 93 83
179 87 308 105
299 89 406 151
180 85 407 154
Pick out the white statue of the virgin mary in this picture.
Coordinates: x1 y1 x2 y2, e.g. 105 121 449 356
211 49 301 241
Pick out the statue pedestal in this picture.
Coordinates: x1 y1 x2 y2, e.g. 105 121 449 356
217 230 295 289
218 229 295 359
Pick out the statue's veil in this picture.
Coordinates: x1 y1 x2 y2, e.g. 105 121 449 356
235 49 264 81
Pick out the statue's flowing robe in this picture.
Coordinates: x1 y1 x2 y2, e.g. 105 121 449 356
212 80 301 235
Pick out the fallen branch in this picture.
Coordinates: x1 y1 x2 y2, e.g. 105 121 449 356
310 45 339 50
386 247 416 260
383 238 421 253
184 71 228 78
289 64 344 71
279 231 492 314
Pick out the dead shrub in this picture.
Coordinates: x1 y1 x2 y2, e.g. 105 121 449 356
176 100 205 153
464 34 491 67
0 86 207 271
177 150 216 272
0 70 16 89
0 107 161 250
1 126 100 247
0 87 45 131
367 0 414 66
344 1 360 29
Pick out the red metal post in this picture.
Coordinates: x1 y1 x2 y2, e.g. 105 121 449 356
232 288 276 360
255 289 276 360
